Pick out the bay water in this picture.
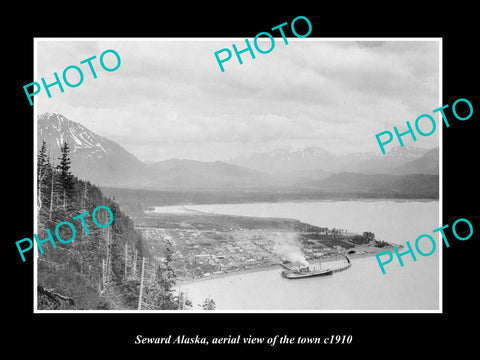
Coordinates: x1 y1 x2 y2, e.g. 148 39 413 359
153 200 440 311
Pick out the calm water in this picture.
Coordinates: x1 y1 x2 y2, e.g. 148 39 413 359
154 200 440 311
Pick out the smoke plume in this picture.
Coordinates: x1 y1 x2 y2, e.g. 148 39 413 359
270 231 308 267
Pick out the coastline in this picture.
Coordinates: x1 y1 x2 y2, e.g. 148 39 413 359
141 205 408 288
150 198 439 215
178 263 284 286
177 245 388 286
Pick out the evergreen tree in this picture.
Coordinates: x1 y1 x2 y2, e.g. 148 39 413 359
56 142 75 210
36 138 170 310
152 252 177 309
109 199 127 283
37 140 51 215
164 244 176 287
47 161 57 223
37 140 49 186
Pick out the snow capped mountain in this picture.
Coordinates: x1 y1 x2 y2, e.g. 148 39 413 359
37 112 148 188
37 113 273 190
38 112 115 159
37 112 438 192
230 145 435 175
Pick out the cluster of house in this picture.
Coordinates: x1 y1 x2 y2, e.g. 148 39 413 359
141 227 281 280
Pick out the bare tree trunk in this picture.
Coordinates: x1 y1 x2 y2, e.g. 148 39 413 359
124 242 128 280
133 248 138 279
37 186 42 214
37 166 42 213
82 182 87 210
49 169 54 221
137 257 145 310
105 226 111 282
102 259 106 289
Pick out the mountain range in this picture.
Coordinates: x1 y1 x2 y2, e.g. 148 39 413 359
37 113 439 197
231 145 437 175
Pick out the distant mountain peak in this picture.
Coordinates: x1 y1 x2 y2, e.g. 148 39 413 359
38 112 114 156
37 112 438 190
37 112 146 188
230 144 435 175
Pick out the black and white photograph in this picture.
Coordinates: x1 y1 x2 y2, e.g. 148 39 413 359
6 7 478 355
34 38 440 311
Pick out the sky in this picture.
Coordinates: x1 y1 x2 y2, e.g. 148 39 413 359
36 38 440 162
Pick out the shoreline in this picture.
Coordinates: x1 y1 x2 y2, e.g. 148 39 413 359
141 204 406 288
177 246 388 286
149 198 439 214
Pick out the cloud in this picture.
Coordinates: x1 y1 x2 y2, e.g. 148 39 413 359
36 39 440 162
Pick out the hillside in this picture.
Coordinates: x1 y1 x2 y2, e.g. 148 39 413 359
36 142 182 310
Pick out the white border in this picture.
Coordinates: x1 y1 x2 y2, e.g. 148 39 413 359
438 39 443 313
33 38 39 309
33 37 443 314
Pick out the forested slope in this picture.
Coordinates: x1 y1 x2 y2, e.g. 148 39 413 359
36 140 185 310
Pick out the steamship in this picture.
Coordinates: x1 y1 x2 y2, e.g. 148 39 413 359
281 256 351 279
